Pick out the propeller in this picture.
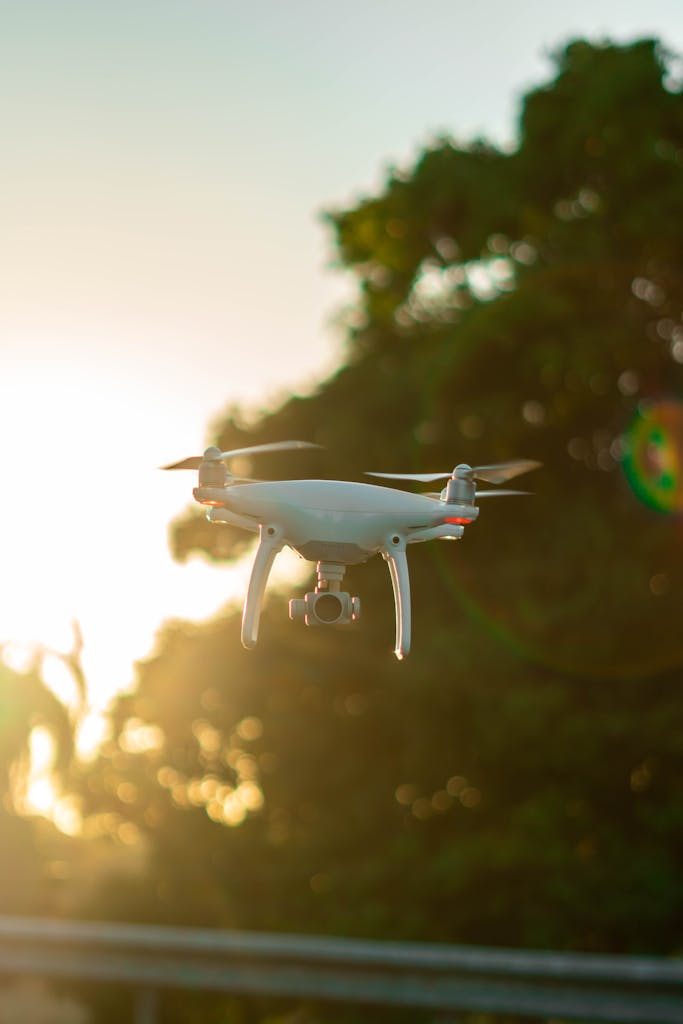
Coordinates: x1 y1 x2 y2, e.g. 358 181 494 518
161 440 321 471
366 459 541 484
425 489 531 499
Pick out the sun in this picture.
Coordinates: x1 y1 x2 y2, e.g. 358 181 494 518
0 354 305 708
0 350 314 832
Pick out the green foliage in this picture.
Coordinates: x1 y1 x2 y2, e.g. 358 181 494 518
75 39 683 1016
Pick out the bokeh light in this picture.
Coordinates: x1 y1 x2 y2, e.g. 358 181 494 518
622 399 683 514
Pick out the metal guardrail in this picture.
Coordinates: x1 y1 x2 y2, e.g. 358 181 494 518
0 916 681 1023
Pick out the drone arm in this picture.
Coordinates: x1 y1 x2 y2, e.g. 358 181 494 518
241 524 285 650
381 534 411 660
407 522 466 544
206 507 260 532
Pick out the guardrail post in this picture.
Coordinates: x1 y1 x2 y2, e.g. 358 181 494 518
133 987 159 1024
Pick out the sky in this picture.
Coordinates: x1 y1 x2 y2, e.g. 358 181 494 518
2 0 683 731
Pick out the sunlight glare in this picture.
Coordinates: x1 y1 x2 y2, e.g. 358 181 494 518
0 350 312 732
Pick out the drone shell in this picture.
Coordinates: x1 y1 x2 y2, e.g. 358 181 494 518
221 479 444 556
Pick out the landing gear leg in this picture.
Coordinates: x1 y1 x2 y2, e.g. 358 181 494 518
241 524 285 649
381 534 411 660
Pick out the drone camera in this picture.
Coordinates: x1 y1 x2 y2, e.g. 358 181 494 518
289 591 361 627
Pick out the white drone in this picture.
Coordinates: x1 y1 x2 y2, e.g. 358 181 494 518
163 442 540 659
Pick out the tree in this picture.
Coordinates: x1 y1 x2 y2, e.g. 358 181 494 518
79 38 683 988
0 652 74 900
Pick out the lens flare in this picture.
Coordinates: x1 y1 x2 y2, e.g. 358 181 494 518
622 399 683 514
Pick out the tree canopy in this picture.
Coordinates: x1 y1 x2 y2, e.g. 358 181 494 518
7 35 683 1024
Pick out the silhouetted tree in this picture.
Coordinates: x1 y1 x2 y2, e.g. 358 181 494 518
78 44 683 1016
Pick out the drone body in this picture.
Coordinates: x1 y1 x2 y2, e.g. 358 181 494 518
163 443 539 659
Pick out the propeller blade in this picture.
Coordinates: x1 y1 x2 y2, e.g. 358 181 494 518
218 440 321 460
367 471 451 482
161 441 320 471
367 459 541 484
160 456 203 471
423 489 531 499
475 489 532 497
471 460 541 484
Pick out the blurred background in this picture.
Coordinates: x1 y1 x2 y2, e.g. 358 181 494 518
1 1 683 1021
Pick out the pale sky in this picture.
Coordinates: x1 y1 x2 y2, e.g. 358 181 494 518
1 0 682 726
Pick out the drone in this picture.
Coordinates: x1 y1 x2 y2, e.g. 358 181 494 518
163 442 540 659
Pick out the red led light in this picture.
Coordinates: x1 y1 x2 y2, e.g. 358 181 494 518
199 499 225 507
444 516 472 525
